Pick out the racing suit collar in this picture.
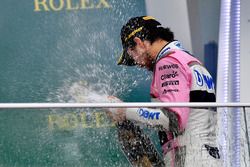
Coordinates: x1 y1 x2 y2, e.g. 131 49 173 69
155 40 187 62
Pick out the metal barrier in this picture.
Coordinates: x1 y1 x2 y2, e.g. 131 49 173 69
0 102 250 109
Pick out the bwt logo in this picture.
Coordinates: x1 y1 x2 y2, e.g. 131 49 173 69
194 70 214 89
137 108 160 120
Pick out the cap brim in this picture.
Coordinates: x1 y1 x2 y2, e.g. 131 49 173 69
117 49 136 66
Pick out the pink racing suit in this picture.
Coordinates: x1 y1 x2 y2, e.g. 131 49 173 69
124 41 222 166
149 41 221 166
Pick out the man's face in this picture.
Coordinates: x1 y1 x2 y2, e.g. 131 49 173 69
126 39 154 70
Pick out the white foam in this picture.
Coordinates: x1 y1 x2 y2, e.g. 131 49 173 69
68 81 110 103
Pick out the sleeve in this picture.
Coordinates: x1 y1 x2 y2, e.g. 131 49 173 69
125 108 170 129
154 56 192 131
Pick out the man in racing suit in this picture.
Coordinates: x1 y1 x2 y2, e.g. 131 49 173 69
108 16 222 167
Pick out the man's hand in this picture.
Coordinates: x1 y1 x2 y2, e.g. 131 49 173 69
106 96 126 123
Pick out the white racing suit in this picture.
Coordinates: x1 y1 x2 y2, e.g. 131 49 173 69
125 41 222 166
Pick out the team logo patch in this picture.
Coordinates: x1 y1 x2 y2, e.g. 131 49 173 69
159 64 178 71
193 70 214 90
161 71 178 80
137 108 160 120
161 80 179 87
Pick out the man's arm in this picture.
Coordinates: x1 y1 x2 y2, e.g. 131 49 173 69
107 96 170 130
125 108 169 129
